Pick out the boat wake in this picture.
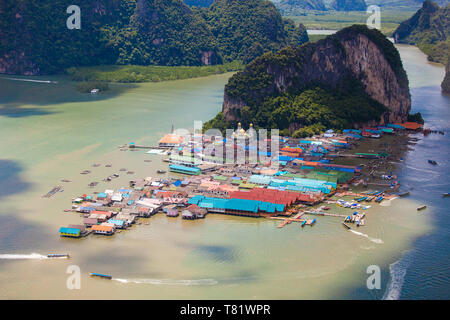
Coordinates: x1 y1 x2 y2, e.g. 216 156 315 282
112 278 218 286
349 230 384 244
383 251 413 300
0 77 57 84
0 253 49 260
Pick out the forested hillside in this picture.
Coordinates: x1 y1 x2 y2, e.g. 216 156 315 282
0 0 309 75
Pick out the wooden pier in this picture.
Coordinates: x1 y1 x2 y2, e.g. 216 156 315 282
271 211 316 228
304 211 347 218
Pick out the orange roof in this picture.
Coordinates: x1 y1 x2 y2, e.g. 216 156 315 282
159 134 184 144
302 161 319 166
91 210 112 216
259 169 278 175
396 122 423 130
91 225 113 232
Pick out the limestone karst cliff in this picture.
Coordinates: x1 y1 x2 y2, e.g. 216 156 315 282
204 25 411 136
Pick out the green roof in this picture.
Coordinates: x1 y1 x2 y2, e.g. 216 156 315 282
213 175 228 181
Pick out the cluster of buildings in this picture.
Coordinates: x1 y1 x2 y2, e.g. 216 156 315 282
59 121 422 238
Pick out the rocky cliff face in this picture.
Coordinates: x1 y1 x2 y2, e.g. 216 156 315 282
393 0 449 64
442 62 450 93
222 25 411 127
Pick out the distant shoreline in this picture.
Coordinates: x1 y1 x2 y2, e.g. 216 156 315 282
66 61 244 84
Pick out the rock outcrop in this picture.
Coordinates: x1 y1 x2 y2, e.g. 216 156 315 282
221 25 411 127
442 61 450 93
393 0 449 64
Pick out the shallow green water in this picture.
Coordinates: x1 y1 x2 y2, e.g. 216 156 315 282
0 46 443 299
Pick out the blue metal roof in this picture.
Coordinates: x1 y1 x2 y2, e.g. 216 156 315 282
59 227 80 235
169 164 201 173
108 219 124 226
188 196 284 213
173 180 182 187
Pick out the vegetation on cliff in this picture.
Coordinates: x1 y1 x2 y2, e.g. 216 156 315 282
0 0 130 74
284 20 310 46
275 0 327 15
106 0 220 67
202 0 301 64
0 0 309 75
204 25 410 137
393 0 449 64
184 0 214 7
204 83 387 137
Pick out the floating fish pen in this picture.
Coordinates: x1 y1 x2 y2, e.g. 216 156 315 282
43 186 63 198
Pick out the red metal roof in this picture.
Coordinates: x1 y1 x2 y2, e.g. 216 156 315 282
229 188 315 204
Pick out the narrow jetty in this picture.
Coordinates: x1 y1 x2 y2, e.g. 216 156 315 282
271 211 317 228
305 211 347 218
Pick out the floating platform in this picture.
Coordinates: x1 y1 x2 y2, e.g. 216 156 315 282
43 186 63 198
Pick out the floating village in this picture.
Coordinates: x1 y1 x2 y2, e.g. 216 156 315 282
56 121 441 240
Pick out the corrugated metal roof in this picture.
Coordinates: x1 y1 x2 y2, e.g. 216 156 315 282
59 227 80 235
108 219 124 226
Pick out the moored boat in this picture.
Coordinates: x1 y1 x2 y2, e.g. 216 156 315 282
157 170 166 174
399 191 410 197
443 193 450 197
428 160 437 165
342 222 351 230
89 273 112 280
47 254 70 259
417 205 427 211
